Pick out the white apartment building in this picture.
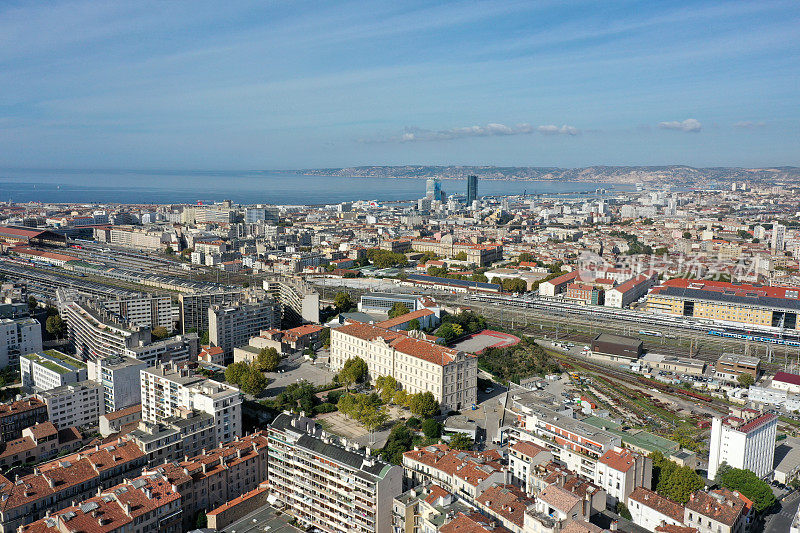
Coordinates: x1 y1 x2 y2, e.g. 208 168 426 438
594 448 652 506
140 363 242 446
208 300 280 359
0 316 42 369
708 411 778 480
330 322 477 412
61 300 149 359
20 350 88 392
124 332 199 366
508 440 554 496
35 380 103 429
268 412 403 533
101 294 174 330
88 355 148 413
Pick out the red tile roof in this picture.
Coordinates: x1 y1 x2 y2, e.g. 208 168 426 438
475 484 532 528
376 309 435 329
598 449 639 473
629 487 684 523
439 512 511 533
686 490 744 526
773 371 800 387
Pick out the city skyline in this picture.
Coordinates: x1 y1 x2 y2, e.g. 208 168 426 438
1 1 798 170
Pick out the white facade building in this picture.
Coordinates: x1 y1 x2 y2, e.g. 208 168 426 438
594 448 652 506
140 362 242 446
330 322 477 412
0 317 42 369
708 412 778 480
35 380 103 429
20 350 88 392
88 355 148 413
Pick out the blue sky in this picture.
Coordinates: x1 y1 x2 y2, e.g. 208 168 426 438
0 0 798 169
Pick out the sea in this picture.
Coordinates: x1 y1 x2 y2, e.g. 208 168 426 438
0 168 629 205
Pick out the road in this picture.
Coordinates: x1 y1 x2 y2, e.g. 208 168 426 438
764 491 800 533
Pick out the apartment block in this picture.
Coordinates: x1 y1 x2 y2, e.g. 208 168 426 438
0 422 83 471
140 363 242 447
594 448 652 507
100 293 174 331
0 398 48 441
208 300 280 360
402 444 506 500
708 411 777 480
331 322 477 412
18 471 183 533
99 405 142 437
268 412 402 533
20 350 87 392
34 380 103 429
177 289 242 335
0 436 146 532
153 431 269 531
508 440 554 496
392 483 476 533
88 355 148 413
61 300 150 359
129 411 215 465
0 317 41 369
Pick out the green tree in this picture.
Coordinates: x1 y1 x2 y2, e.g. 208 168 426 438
449 433 473 450
151 326 169 340
164 245 174 255
715 464 776 513
27 296 37 313
320 327 331 348
737 373 755 388
615 502 632 520
393 389 409 407
650 452 703 504
454 251 468 261
338 357 368 390
225 362 250 386
45 314 66 338
408 319 421 331
255 347 281 372
517 252 534 263
434 323 463 342
388 303 410 319
375 375 398 404
240 368 268 396
199 330 209 345
408 392 439 417
682 231 692 240
333 292 354 312
195 512 208 529
501 278 527 293
422 418 441 439
381 423 414 464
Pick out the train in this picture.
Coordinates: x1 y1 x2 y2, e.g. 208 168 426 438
707 329 800 348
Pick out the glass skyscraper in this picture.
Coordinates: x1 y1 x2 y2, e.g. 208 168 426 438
466 174 478 205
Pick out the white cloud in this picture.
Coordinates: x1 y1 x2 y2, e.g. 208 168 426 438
658 118 702 132
733 121 766 129
370 121 579 143
537 124 579 135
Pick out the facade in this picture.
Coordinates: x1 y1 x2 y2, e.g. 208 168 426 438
604 274 657 308
34 380 103 429
18 472 183 533
101 294 174 330
0 422 83 471
331 322 477 412
268 412 403 533
208 300 280 360
140 363 242 447
20 350 88 392
177 289 243 334
0 317 42 369
594 448 652 506
708 411 777 480
627 487 685 531
99 404 142 437
684 489 747 533
263 278 319 323
713 353 761 382
565 283 603 305
772 371 800 394
245 205 279 224
0 436 146 532
129 411 215 465
60 300 149 359
88 355 148 413
539 271 579 297
0 398 48 441
125 332 199 366
507 440 553 496
647 278 800 330
590 333 643 363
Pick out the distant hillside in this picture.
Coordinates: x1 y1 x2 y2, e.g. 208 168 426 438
297 165 800 185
